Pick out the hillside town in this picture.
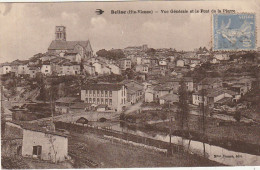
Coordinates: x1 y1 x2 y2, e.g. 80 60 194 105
1 26 260 168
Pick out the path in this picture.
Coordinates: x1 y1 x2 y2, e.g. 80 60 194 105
124 100 143 114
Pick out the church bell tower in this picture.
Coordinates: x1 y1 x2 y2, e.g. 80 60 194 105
55 26 66 41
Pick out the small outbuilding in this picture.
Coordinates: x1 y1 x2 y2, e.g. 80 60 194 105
159 93 179 105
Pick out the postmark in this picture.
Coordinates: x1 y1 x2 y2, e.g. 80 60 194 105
213 13 256 51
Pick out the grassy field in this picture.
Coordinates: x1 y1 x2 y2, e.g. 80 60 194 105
1 156 73 169
153 113 260 145
68 132 222 168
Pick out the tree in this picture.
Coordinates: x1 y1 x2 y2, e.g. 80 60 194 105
234 111 241 122
96 49 125 60
48 134 57 163
161 112 167 122
177 79 189 130
123 68 135 79
145 48 156 56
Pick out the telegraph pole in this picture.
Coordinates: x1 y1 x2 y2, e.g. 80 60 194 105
1 85 4 115
202 89 205 133
201 84 206 157
169 116 173 155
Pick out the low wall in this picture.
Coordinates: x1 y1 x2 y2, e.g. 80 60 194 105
54 121 183 153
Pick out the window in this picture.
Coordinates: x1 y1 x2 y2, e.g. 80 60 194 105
97 90 100 97
85 98 88 102
93 90 96 97
89 98 92 103
101 98 104 104
109 91 112 97
97 98 100 104
109 99 112 105
105 91 108 97
32 145 42 158
89 90 92 94
93 98 96 103
105 99 108 104
101 91 104 97
45 70 48 72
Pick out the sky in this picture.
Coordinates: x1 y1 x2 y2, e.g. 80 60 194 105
0 0 259 62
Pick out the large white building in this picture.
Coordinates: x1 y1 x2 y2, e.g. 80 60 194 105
81 83 127 112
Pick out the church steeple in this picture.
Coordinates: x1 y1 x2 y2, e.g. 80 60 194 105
55 26 66 41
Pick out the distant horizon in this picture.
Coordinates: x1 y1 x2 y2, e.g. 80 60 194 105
0 1 259 62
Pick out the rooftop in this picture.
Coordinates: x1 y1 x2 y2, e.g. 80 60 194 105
154 85 172 91
8 121 67 138
159 93 179 102
48 40 91 50
199 77 222 85
82 83 124 91
70 102 92 109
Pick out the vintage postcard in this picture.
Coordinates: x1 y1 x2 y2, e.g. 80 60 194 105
0 0 260 169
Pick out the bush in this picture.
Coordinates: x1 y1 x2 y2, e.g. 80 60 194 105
119 113 125 120
234 111 241 122
99 117 107 122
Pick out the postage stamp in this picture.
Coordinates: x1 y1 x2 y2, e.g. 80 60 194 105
213 13 256 51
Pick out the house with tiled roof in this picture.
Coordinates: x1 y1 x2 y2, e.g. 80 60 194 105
59 61 81 76
123 80 144 104
166 77 194 92
17 60 29 76
41 61 53 76
197 77 223 91
153 84 173 100
108 63 121 75
118 58 131 70
0 63 12 75
136 64 149 74
159 93 179 105
81 83 127 111
4 121 68 163
63 52 82 63
55 97 79 113
48 26 93 61
82 62 95 76
192 88 237 106
92 61 111 75
28 66 40 78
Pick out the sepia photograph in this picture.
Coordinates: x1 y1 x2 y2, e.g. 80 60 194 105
0 0 260 169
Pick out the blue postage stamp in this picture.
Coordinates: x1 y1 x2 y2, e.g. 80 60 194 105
213 13 256 51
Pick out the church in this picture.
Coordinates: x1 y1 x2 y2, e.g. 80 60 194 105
48 26 93 62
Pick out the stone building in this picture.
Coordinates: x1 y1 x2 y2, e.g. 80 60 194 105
48 26 93 61
81 83 127 112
